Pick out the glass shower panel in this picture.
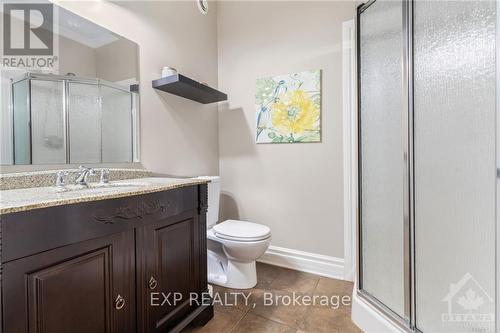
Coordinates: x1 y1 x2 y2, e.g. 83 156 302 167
1 70 16 165
359 0 405 317
12 79 30 164
414 0 496 332
101 85 132 163
68 83 101 163
30 80 65 164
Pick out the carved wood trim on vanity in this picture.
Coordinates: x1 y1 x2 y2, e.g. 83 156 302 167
94 199 171 224
0 184 213 333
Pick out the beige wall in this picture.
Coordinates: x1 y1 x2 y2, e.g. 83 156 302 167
217 1 355 258
61 36 138 83
11 0 354 260
59 35 97 78
96 38 138 83
53 0 220 176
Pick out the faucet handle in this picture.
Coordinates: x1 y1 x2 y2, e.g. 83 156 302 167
100 168 110 184
78 165 95 175
55 170 69 187
75 166 95 186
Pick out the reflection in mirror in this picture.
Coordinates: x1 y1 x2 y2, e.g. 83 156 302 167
68 82 101 164
0 2 139 165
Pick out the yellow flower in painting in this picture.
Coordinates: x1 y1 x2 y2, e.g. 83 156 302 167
270 90 319 135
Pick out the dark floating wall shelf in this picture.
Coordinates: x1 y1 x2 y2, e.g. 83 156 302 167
152 74 227 104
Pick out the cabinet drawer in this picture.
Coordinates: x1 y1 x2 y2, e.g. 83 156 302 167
1 185 198 263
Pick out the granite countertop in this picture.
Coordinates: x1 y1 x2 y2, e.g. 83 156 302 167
0 168 153 190
0 177 208 215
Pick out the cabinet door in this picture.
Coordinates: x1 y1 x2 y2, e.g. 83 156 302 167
2 230 135 333
139 210 202 332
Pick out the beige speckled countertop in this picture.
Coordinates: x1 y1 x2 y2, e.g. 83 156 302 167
0 177 208 215
0 168 153 190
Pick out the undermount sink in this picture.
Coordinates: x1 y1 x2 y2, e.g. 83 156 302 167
91 181 151 188
54 181 151 193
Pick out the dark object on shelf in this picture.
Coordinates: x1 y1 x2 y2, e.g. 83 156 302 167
130 84 139 93
152 74 227 104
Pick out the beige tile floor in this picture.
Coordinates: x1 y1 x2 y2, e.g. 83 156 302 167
183 263 363 333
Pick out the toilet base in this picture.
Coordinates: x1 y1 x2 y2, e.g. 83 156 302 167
207 249 257 289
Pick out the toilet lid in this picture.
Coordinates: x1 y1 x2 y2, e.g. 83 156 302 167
213 220 271 241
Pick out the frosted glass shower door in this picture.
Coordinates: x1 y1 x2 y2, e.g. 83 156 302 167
358 0 406 318
414 0 496 332
12 79 30 164
30 80 65 164
101 85 132 163
68 83 101 163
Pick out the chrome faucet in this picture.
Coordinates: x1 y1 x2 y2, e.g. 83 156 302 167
55 170 69 187
100 168 110 184
75 166 95 186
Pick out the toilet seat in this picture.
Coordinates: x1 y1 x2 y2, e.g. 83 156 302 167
212 220 271 242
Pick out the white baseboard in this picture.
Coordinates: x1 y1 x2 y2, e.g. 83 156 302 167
257 245 345 280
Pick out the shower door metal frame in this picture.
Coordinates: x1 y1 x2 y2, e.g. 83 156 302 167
356 0 416 331
358 1 499 332
11 78 33 165
10 73 136 164
496 0 500 328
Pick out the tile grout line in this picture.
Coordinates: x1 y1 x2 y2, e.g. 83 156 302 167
213 266 360 333
312 276 321 292
227 310 248 333
252 312 299 331
243 290 253 314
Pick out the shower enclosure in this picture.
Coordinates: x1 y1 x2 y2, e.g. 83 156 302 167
10 73 138 165
357 0 497 332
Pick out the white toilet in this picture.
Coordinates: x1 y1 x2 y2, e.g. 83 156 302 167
200 176 271 289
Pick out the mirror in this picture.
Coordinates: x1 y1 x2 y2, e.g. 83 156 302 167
0 2 140 165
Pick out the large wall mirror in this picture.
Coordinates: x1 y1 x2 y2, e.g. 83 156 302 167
0 2 140 165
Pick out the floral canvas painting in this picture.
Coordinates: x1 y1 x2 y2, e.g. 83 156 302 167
255 70 321 143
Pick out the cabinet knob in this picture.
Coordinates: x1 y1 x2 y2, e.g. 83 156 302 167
149 276 158 290
115 294 126 310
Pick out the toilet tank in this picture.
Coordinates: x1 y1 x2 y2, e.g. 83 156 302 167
197 176 220 229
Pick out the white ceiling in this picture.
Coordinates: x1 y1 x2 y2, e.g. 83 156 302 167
0 0 120 49
56 6 119 49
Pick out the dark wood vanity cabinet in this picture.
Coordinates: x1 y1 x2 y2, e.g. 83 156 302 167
3 230 136 333
0 184 212 333
138 210 206 332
